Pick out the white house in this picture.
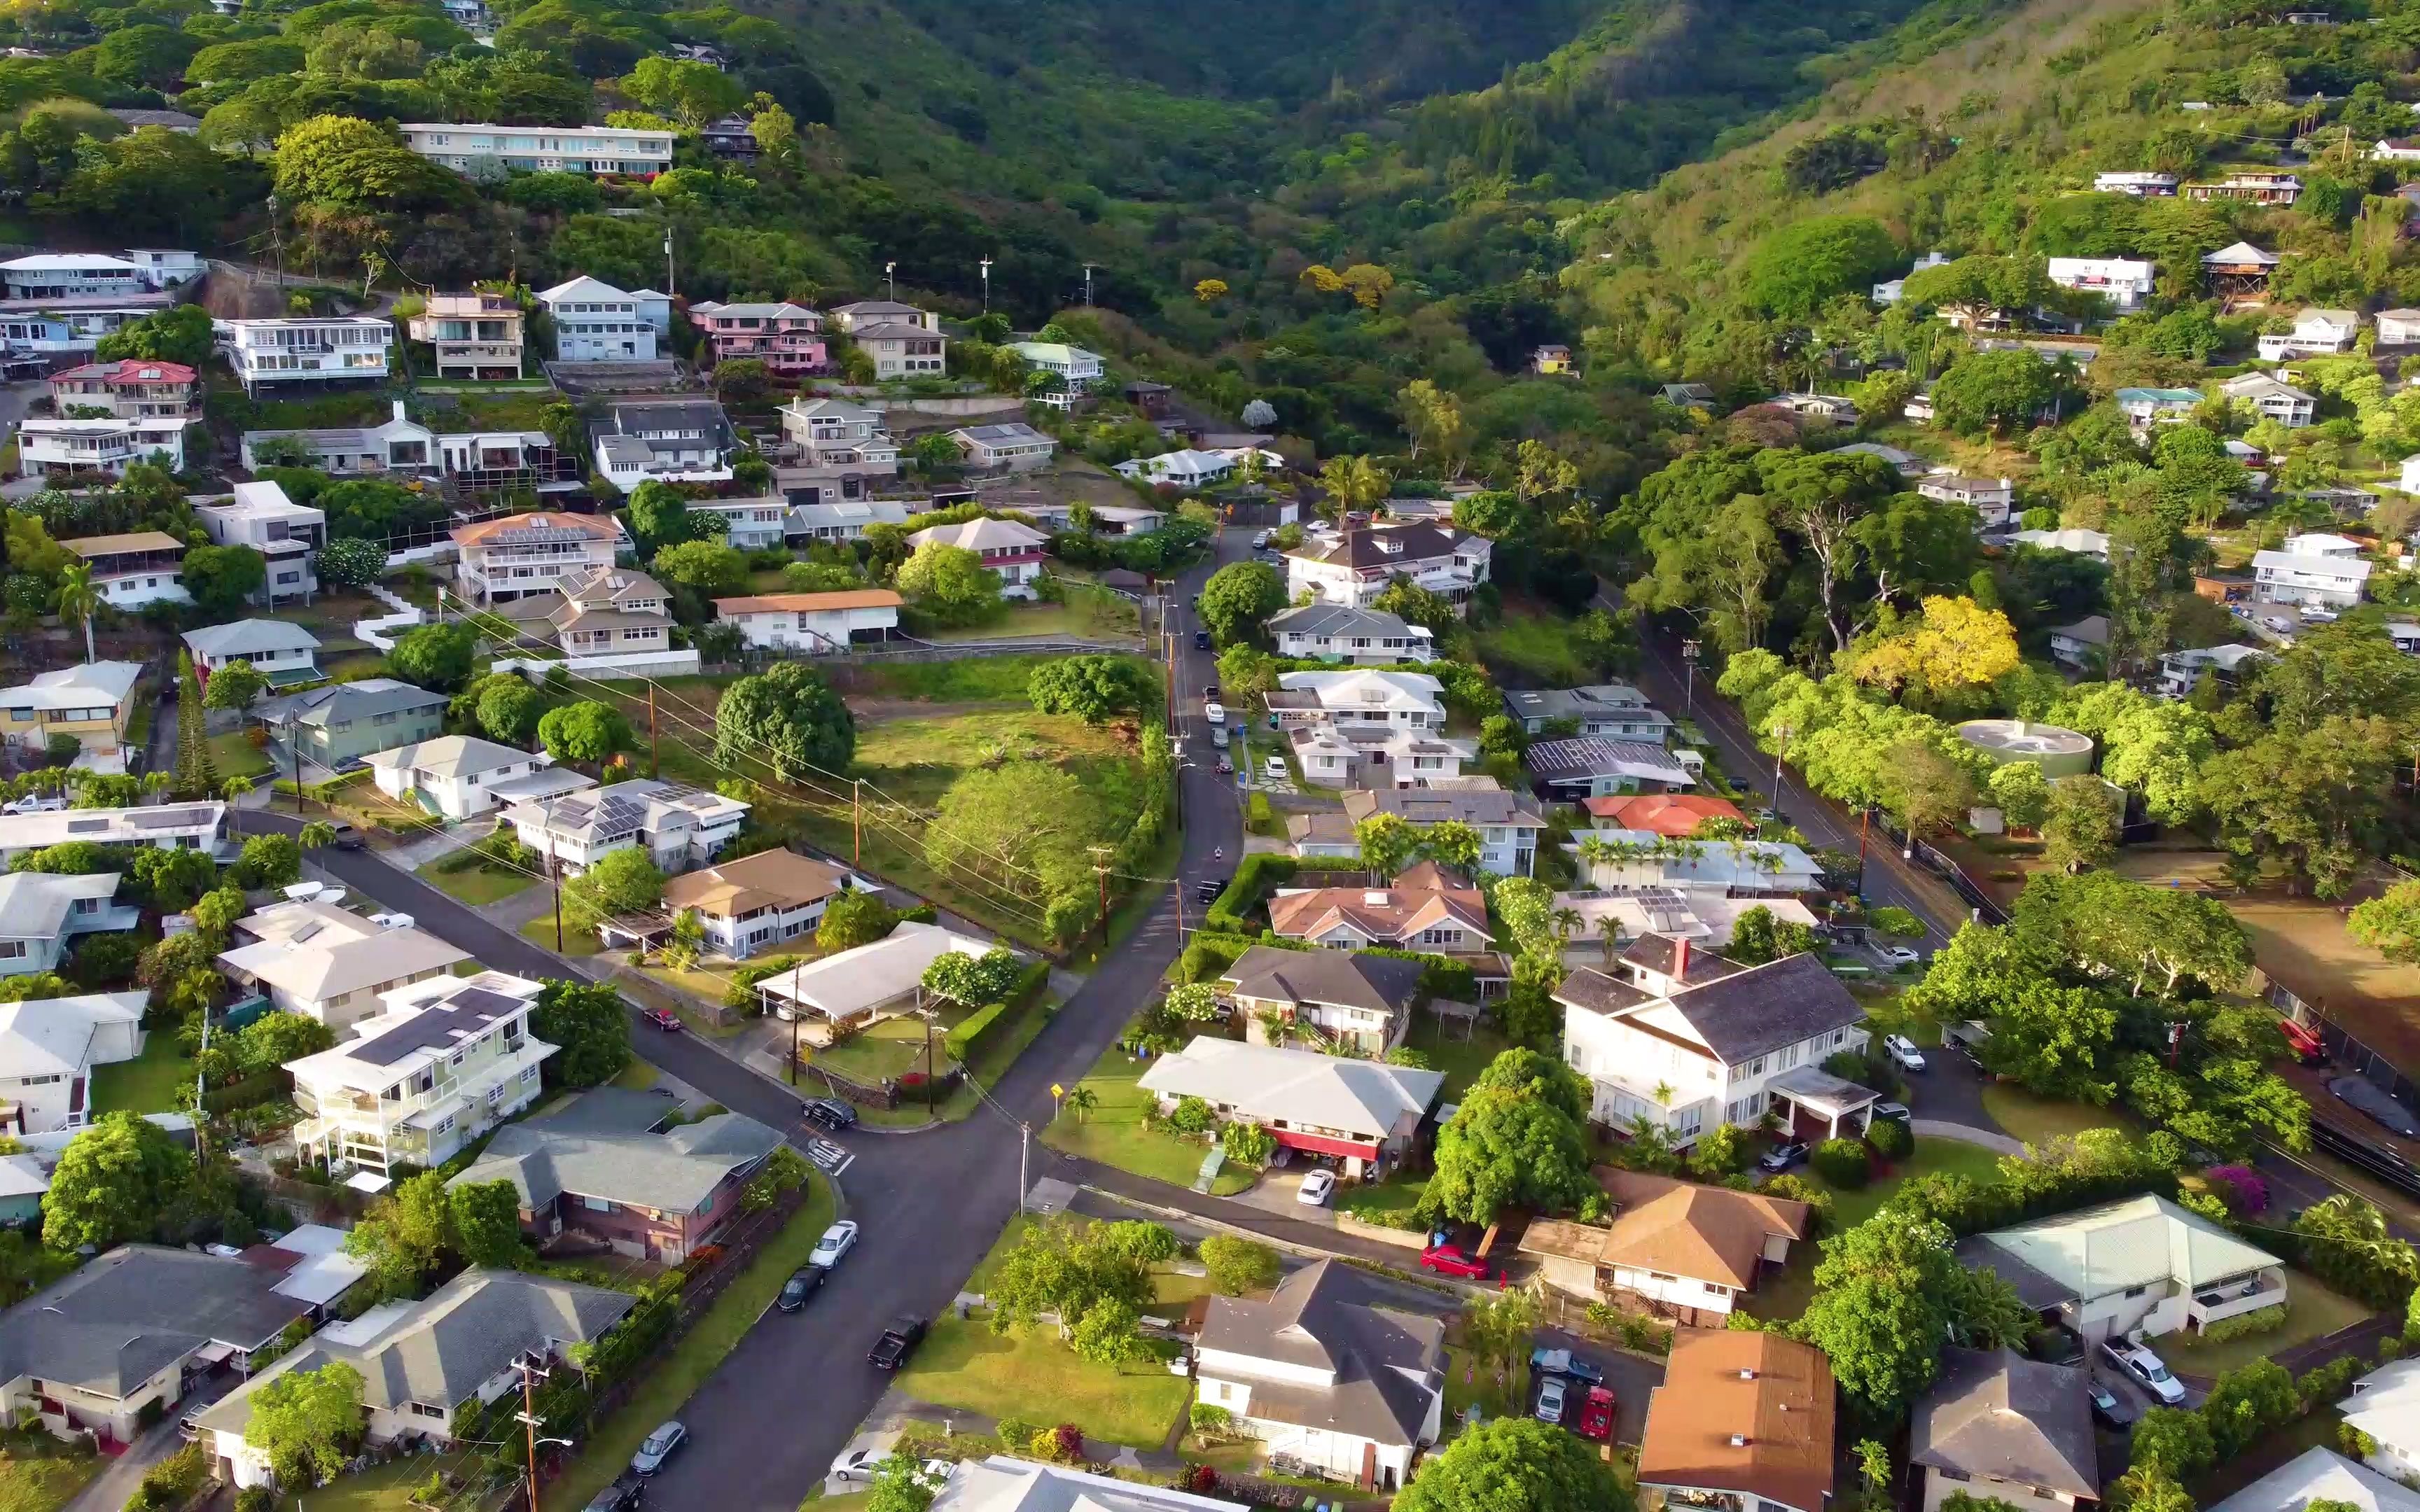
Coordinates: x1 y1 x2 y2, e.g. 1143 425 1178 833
239 403 433 475
0 991 146 1133
281 972 557 1176
2047 256 2155 312
950 423 1057 472
536 275 659 362
1007 342 1103 400
503 778 749 876
13 415 187 479
751 920 996 1026
0 874 137 984
1524 736 1696 802
2254 532 2372 608
2050 615 2110 671
711 589 903 653
683 495 787 551
933 1458 1251 1512
2222 371 2316 428
2093 172 2177 196
1873 251 1952 304
592 399 734 487
1215 946 1428 1056
1267 604 1434 666
651 848 858 960
2259 309 2361 360
1522 1170 1813 1322
0 661 143 763
2341 1361 2420 1483
1141 1038 1442 1175
183 620 321 685
363 735 575 822
1290 722 1474 790
195 481 324 606
2205 1448 2420 1512
532 567 674 660
2398 452 2420 495
452 511 624 604
1194 1259 1442 1492
1919 471 2017 528
784 498 913 544
1269 668 1464 788
2115 386 2206 429
402 122 672 176
1115 449 1237 488
0 802 225 864
2379 309 2420 346
1501 684 1673 742
1962 1195 2283 1343
216 316 393 393
2157 643 2267 699
216 899 473 1032
905 517 1050 598
1557 938 1871 1146
1332 782 1547 876
1285 523 1490 612
0 295 170 357
2012 527 2112 560
62 531 188 609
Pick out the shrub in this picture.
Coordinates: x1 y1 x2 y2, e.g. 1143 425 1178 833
1052 1424 1083 1462
1181 1462 1220 1494
1221 1120 1273 1164
1871 906 1925 937
235 1488 277 1512
1867 1115 1914 1161
1188 1403 1234 1439
1168 1096 1214 1135
1028 1428 1066 1462
1174 933 1252 986
2206 1165 2270 1214
1811 1138 1871 1188
2198 1306 2288 1344
1200 1235 1281 1295
996 1417 1039 1449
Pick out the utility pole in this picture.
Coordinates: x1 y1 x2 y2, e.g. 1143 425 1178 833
1082 263 1096 307
851 778 861 867
1681 638 1700 721
1769 722 1793 827
1089 845 1113 941
646 685 658 778
515 1354 550 1512
286 713 303 813
1856 807 1871 902
884 261 897 302
789 1002 800 1086
664 228 676 300
923 1011 936 1110
1017 1121 1029 1212
2167 1020 2184 1070
266 192 284 279
978 258 992 315
548 836 563 953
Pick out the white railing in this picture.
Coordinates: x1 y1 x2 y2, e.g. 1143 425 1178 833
490 648 701 680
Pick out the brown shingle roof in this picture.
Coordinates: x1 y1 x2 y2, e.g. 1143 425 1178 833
661 848 847 919
1517 1170 1811 1290
1639 1331 1837 1512
1265 875 1491 948
452 512 618 547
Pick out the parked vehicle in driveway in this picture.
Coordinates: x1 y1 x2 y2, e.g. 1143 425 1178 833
1297 1169 1335 1206
330 821 365 850
1531 1347 1604 1385
1534 1375 1567 1425
1578 1385 1615 1440
1419 1241 1493 1279
2089 1381 2137 1429
2101 1339 2186 1405
869 1315 927 1369
1872 1102 1912 1124
1882 946 1923 967
809 1219 859 1269
1263 756 1286 781
1885 1034 1928 1072
1757 1141 1809 1174
630 1422 686 1476
829 1449 879 1484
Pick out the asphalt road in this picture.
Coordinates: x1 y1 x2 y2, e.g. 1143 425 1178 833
238 531 1250 1508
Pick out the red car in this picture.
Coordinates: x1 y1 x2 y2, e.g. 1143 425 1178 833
1577 1385 1615 1441
1419 1242 1493 1279
641 1007 683 1032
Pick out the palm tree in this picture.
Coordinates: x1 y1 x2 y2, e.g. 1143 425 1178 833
1551 906 1583 945
1316 454 1388 523
221 776 253 802
140 771 172 798
1062 1086 1099 1124
1597 915 1621 967
299 820 334 878
56 561 97 665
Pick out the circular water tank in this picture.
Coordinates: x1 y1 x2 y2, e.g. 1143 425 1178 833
1955 718 2095 778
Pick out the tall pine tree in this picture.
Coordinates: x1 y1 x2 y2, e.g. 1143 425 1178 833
172 651 218 800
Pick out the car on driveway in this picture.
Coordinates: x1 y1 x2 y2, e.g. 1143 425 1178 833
1263 756 1286 782
1882 946 1923 967
777 1266 826 1312
1534 1375 1567 1425
1297 1169 1335 1206
1885 1034 1928 1072
1419 1241 1494 1279
630 1422 686 1476
829 1448 880 1484
640 1007 683 1032
1578 1385 1615 1440
2089 1380 2137 1429
1757 1141 1809 1175
809 1219 859 1269
802 1098 856 1132
2101 1339 2186 1406
1872 1102 1912 1124
1531 1347 1604 1385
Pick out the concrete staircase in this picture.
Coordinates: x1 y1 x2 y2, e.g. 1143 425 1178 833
354 581 424 652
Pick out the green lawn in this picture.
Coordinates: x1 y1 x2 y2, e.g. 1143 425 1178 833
1441 1343 1530 1426
818 1012 961 1085
853 995 1056 1127
0 1445 99 1512
2162 1274 2376 1376
123 693 154 755
1979 1085 2127 1149
891 1216 1196 1448
1402 1016 1511 1102
91 1031 195 1116
520 911 603 957
207 729 276 783
548 1175 837 1512
926 590 1138 644
416 857 536 906
1744 1136 2012 1323
1472 602 1599 687
610 1060 660 1091
1041 1044 1255 1195
275 1455 457 1512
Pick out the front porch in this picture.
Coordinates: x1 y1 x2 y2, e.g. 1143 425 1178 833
1765 1065 1879 1142
2188 1266 2288 1331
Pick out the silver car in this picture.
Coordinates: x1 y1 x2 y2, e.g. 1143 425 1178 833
630 1421 686 1476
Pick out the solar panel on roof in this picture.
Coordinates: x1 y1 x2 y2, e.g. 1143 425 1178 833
130 808 208 829
65 818 108 834
291 921 324 944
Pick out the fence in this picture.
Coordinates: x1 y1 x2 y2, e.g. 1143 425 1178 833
491 648 703 680
1869 813 2010 925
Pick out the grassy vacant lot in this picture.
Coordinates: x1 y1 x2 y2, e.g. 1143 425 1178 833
520 911 602 957
92 1031 193 1116
818 1009 964 1084
2163 1274 2375 1376
416 855 536 906
207 729 274 782
1472 601 1598 687
548 1175 837 1512
926 587 1139 644
853 994 1056 1128
274 1455 452 1512
0 1441 98 1512
892 1215 1196 1449
1744 1136 2010 1322
1041 1044 1256 1195
1401 1016 1510 1102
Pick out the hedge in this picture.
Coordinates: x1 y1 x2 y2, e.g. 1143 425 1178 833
202 1068 288 1114
945 960 1051 1065
1174 933 1254 986
1206 855 1370 934
721 955 802 1010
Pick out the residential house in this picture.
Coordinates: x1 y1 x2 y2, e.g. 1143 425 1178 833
253 678 447 769
649 847 855 960
1333 783 1548 876
1115 448 1266 489
0 873 135 985
14 414 188 478
364 734 575 822
0 802 225 864
2340 1360 2420 1481
0 294 171 358
1920 471 2017 528
2157 643 2267 699
0 991 145 1133
1284 524 1491 612
592 399 735 488
2379 309 2420 346
1875 251 1953 304
1769 393 1861 424
905 517 1050 599
536 276 660 362
283 972 557 1175
2093 172 2178 195
680 496 786 551
1548 890 1823 970
1 253 177 300
528 567 674 660
195 481 324 605
2260 309 2361 360
1143 1040 1442 1182
1267 668 1461 790
2205 1448 2420 1512
933 1458 1251 1512
1582 793 1746 839
450 1087 781 1261
1524 736 1696 802
752 920 996 1026
0 1246 312 1449
1832 441 1929 478
0 661 141 760
2223 370 2316 427
2012 527 2112 560
503 777 749 877
1501 684 1674 742
402 122 672 175
1290 719 1475 790
2392 620 2420 655
1216 945 1426 1055
1959 1194 2285 1343
691 301 826 377
183 620 321 686
1008 340 1104 392
2115 387 2207 428
47 358 195 419
828 301 946 377
405 292 525 380
2048 615 2110 671
1532 342 1573 374
1089 504 1164 535
1266 862 1496 959
2047 257 2155 312
62 531 187 608
238 403 433 475
951 423 1057 471
2188 176 2301 206
2383 139 2420 162
218 899 473 1032
1521 1169 1813 1323
452 510 623 603
699 113 759 158
1662 382 1718 407
1567 828 1826 895
784 499 913 544
1267 604 1435 666
1192 1259 1443 1490
2255 533 2372 608
1637 1331 1836 1512
775 396 900 503
216 315 393 393
1910 1349 2099 1512
1557 938 1872 1146
197 1268 633 1489
712 589 903 652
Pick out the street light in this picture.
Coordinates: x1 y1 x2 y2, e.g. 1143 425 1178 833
978 258 992 314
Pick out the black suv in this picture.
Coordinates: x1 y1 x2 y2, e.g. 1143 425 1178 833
802 1099 858 1132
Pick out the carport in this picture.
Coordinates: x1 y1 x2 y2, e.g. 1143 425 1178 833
1765 1066 1879 1141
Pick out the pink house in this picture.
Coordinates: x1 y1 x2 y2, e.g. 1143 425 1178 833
690 300 827 377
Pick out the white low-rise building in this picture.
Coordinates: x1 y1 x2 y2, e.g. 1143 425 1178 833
2012 527 2112 560
239 403 433 475
1328 782 1546 876
536 275 660 363
1266 604 1434 665
1285 523 1490 612
1962 1195 2283 1343
752 920 996 1026
1501 683 1672 742
2115 386 2206 428
2253 532 2372 609
950 423 1057 472
1919 470 2017 528
1568 827 1825 894
648 848 858 960
0 802 224 864
216 316 394 392
2259 308 2361 360
195 481 324 605
1873 251 1952 304
2046 256 2155 312
364 735 578 822
2093 172 2177 196
711 589 903 653
1522 1169 1814 1322
183 620 321 685
0 991 146 1133
592 398 734 487
217 899 472 1032
0 874 137 986
2380 309 2420 346
14 415 186 478
1140 1038 1442 1175
403 122 672 176
2342 1362 2420 1483
2222 370 2316 428
62 531 188 609
503 778 749 876
2157 643 2267 699
933 1459 1251 1512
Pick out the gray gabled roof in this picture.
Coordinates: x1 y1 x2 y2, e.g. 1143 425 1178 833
0 1245 308 1400
448 1087 781 1212
183 619 322 659
1197 1259 1442 1448
1266 603 1421 642
254 677 447 729
1656 953 1864 1066
1911 1348 2099 1499
1218 946 1425 1015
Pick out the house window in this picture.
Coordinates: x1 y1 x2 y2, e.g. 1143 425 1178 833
583 1195 615 1212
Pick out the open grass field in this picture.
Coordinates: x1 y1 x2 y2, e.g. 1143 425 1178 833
0 1443 98 1512
417 855 536 906
91 1031 194 1116
520 911 603 957
1742 1136 2010 1322
1041 1044 1256 1195
1981 1084 2127 1149
925 587 1139 644
207 729 275 783
1471 601 1600 687
1400 1016 1511 1102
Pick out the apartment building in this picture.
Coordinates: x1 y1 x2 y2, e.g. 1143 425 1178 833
712 589 903 652
216 316 394 393
452 511 623 603
0 662 142 760
47 358 196 419
536 276 660 363
405 292 525 380
691 301 826 377
591 399 735 488
195 480 324 604
62 531 188 609
216 899 472 1032
401 122 673 176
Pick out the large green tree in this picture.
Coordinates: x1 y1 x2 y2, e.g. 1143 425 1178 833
1791 1207 1960 1427
389 622 479 694
1421 1079 1595 1225
43 1111 193 1251
529 978 633 1088
1029 655 1155 725
1395 1417 1622 1512
714 662 856 783
896 542 1000 624
245 1361 366 1489
1196 560 1287 645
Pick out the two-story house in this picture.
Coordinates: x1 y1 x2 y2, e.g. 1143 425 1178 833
828 300 946 377
906 517 1050 598
775 396 901 505
183 620 321 687
405 291 525 380
14 414 188 478
253 678 448 769
1638 1331 1836 1512
1266 862 1496 960
681 496 787 551
1267 605 1435 666
2254 532 2372 608
1324 782 1548 876
785 499 916 542
1008 341 1103 405
62 531 188 609
1501 684 1673 742
0 990 148 1133
0 293 172 358
950 423 1057 471
0 802 225 865
1919 471 2018 528
2157 643 2267 699
1960 1195 2285 1344
2115 387 2207 430
1522 1169 1814 1323
1524 736 1696 802
402 122 673 176
452 511 624 604
195 481 324 605
217 899 472 1032
2094 172 2178 196
592 399 735 488
504 778 749 878
1556 936 1871 1148
692 301 826 377
2222 370 2316 428
713 589 903 653
536 275 660 362
1285 524 1491 612
535 567 674 659
653 847 855 960
1910 1350 2100 1512
1268 668 1473 790
1216 946 1426 1056
365 734 580 822
216 315 394 393
2045 256 2155 312
1568 827 1826 895
239 403 433 475
2 253 153 300
0 872 137 984
284 971 559 1177
2259 309 2361 361
0 662 142 761
46 358 196 419
1192 1259 1444 1491
451 1087 781 1261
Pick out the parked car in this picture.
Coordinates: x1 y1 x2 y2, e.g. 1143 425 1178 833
1872 1102 1912 1124
1216 757 1232 774
802 1098 857 1132
1204 701 1227 725
583 1476 645 1511
1298 1169 1335 1206
809 1219 860 1269
1577 1385 1615 1441
1885 1034 1928 1072
330 822 365 850
1882 946 1922 967
0 794 64 814
1418 1241 1493 1279
2089 1381 2137 1429
2330 1076 2420 1140
1203 683 1219 701
1756 1141 1810 1175
641 1008 683 1033
869 1315 928 1370
1263 757 1286 781
1253 530 1272 549
829 1449 879 1484
1534 1375 1568 1425
630 1422 686 1476
1194 629 1211 650
777 1266 826 1313
2101 1339 2186 1406
1530 1348 1605 1385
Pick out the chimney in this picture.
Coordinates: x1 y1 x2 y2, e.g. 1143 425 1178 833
392 399 408 424
1674 935 1690 981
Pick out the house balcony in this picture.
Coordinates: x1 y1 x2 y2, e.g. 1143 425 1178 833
64 904 142 937
2188 1268 2287 1330
433 342 522 364
1641 1487 1749 1512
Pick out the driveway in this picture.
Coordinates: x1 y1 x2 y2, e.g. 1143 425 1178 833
1524 1326 1663 1448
